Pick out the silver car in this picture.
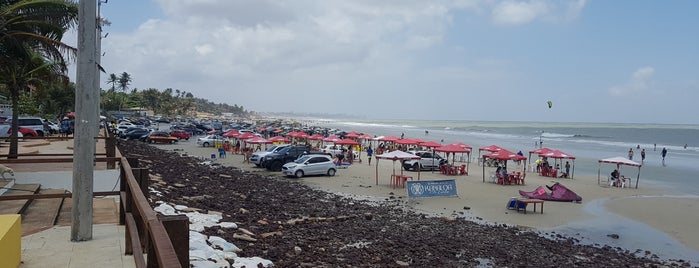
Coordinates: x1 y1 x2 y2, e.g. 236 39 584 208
282 154 336 178
250 144 291 167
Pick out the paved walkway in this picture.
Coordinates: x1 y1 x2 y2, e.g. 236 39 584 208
20 224 135 268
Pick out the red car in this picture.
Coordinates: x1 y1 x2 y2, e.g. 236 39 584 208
169 130 192 140
7 127 39 137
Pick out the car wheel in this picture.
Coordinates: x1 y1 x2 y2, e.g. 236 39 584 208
185 138 189 140
270 161 283 172
170 140 176 144
295 170 304 178
203 142 209 147
412 163 420 171
149 139 155 144
327 169 336 176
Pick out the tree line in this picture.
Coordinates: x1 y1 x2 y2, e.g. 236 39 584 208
1 0 248 158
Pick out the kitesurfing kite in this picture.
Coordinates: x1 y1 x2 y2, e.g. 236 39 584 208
547 100 553 109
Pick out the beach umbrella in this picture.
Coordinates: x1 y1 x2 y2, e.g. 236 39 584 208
323 135 341 143
222 129 239 137
478 145 503 162
436 144 472 166
245 136 272 144
481 149 526 182
597 157 642 188
268 136 291 143
378 136 399 142
335 138 360 146
419 141 442 148
540 150 576 178
357 134 373 140
528 147 554 165
394 138 421 145
308 134 325 140
345 131 360 139
375 150 421 188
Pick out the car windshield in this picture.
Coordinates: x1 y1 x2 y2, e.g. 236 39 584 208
294 156 311 163
265 146 278 152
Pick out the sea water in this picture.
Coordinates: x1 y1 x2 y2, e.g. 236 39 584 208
310 118 699 195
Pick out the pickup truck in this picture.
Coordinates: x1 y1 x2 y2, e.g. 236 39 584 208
263 145 327 171
401 151 447 171
250 144 291 167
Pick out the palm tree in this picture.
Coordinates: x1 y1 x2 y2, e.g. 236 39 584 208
106 73 118 92
117 72 131 92
0 0 78 158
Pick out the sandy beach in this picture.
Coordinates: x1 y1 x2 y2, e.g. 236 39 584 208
154 139 699 261
7 136 697 264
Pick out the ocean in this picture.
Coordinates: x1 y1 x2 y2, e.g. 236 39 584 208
309 118 699 195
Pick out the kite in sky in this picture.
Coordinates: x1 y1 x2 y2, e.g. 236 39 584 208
547 100 553 109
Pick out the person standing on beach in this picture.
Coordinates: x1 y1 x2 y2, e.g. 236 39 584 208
400 132 404 139
628 148 634 160
661 147 668 166
641 149 646 163
565 161 571 177
366 146 373 165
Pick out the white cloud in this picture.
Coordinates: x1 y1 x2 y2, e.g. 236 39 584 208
609 67 655 97
491 0 587 25
492 1 548 25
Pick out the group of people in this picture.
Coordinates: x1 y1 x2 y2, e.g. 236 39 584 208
628 146 669 165
535 157 571 178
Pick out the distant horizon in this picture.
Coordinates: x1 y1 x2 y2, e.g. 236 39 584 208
68 1 699 125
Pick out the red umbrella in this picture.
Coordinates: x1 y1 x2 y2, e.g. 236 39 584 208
308 134 325 140
451 142 473 149
268 136 291 143
419 141 442 148
394 138 420 145
323 135 341 142
246 136 272 144
237 132 255 140
66 112 76 118
435 144 471 154
335 138 359 146
357 134 373 140
285 131 298 137
481 149 527 182
295 131 309 139
222 129 239 137
345 131 360 138
378 136 399 142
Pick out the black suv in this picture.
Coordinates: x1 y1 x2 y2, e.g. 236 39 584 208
263 145 313 171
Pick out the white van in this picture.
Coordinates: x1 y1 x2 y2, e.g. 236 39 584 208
6 116 46 137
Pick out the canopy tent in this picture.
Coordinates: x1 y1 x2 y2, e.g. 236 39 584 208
597 157 642 188
357 134 373 140
245 136 272 144
528 147 554 165
335 138 360 146
323 135 341 143
435 144 472 174
375 150 421 187
378 136 399 142
308 134 325 140
539 150 576 178
419 141 442 148
478 145 503 158
268 136 291 143
451 142 473 150
394 138 422 146
481 149 527 182
222 129 239 137
344 131 360 139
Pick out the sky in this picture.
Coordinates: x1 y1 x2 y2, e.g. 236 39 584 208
65 0 699 124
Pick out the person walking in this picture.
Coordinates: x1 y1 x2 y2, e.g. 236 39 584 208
366 146 373 165
628 148 634 160
565 161 571 178
661 147 668 166
641 149 646 163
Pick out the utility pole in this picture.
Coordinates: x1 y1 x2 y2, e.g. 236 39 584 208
72 0 98 241
96 0 108 121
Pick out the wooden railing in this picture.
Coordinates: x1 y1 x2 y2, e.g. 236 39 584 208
0 125 188 267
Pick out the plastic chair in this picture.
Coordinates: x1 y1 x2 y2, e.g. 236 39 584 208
459 164 467 175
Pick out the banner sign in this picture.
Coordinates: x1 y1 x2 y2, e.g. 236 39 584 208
406 179 458 198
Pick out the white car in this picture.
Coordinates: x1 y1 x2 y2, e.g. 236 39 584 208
250 144 291 167
196 135 225 147
282 154 337 178
319 144 360 159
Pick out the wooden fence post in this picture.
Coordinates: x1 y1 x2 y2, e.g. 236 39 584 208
153 214 189 268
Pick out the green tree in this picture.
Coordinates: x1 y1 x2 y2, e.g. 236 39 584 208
117 72 131 92
0 0 78 158
106 73 118 92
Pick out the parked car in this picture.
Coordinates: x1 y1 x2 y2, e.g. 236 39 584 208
402 151 447 171
143 131 178 144
0 125 33 138
196 135 225 147
319 144 360 159
169 130 192 140
121 128 151 140
282 154 337 178
6 117 46 137
119 127 148 138
250 144 291 167
46 121 60 135
263 145 314 171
